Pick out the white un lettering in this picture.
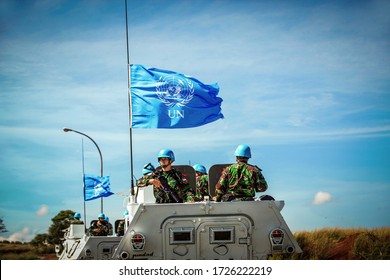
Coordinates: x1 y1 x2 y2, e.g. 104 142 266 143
168 110 184 119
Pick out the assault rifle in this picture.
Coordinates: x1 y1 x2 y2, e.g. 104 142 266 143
144 163 182 203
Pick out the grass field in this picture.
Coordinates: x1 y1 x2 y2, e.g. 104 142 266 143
269 227 390 260
0 242 56 260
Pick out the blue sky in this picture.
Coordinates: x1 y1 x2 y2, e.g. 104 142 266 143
0 0 389 242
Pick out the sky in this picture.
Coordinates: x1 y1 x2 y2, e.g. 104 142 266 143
0 0 389 242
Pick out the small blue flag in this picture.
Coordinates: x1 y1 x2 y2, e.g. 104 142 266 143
130 64 224 128
83 174 114 201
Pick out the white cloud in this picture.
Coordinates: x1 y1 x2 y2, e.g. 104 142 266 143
0 227 32 242
36 205 49 217
312 191 332 205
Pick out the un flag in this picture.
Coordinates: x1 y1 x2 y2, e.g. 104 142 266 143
130 64 224 128
83 174 114 201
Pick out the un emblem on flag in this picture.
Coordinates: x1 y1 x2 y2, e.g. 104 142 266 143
156 75 195 107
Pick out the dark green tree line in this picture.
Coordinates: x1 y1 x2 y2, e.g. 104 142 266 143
30 210 76 245
0 217 8 233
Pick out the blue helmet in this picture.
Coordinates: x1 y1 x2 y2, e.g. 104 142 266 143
142 163 155 175
193 164 207 174
74 212 81 219
158 148 175 161
105 216 110 222
98 213 105 219
234 144 251 158
123 210 129 216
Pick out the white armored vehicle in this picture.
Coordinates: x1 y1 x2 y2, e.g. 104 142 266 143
58 164 302 260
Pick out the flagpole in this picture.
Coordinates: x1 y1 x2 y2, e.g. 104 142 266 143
125 0 135 200
81 138 87 232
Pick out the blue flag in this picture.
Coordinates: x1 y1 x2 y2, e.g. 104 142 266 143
130 64 224 128
83 174 114 201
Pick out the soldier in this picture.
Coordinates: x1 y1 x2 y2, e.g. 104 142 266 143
137 148 195 203
193 164 212 201
215 144 268 202
105 216 113 235
89 213 109 236
116 210 128 237
71 212 84 224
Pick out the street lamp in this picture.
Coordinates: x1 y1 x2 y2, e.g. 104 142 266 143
63 127 104 213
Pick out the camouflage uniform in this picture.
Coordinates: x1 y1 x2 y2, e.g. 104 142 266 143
136 174 150 188
71 218 84 225
215 162 268 202
194 174 211 201
106 222 113 235
117 220 125 236
138 169 194 203
89 220 109 236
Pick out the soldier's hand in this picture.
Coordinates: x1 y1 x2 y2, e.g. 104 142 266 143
149 179 163 189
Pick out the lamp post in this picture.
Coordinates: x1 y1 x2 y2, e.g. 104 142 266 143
63 127 104 213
